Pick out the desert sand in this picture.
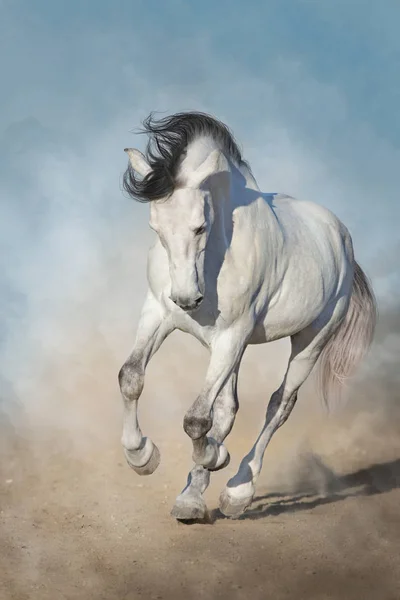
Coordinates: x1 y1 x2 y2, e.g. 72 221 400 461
1 323 399 600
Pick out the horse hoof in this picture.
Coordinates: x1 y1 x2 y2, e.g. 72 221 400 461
125 442 160 476
171 494 207 521
219 488 253 519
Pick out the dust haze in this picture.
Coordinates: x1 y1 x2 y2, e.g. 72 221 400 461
1 120 400 599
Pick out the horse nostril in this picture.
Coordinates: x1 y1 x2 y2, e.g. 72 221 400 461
170 295 203 311
194 295 204 307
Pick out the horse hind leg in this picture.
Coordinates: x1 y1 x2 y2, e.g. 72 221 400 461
219 298 349 518
171 369 239 521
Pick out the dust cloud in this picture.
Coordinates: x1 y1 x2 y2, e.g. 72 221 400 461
0 123 399 599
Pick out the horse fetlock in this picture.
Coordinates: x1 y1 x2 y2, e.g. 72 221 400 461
192 436 216 467
208 443 230 471
120 431 142 453
190 438 230 471
123 437 160 475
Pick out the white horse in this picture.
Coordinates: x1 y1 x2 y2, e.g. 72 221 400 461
119 112 376 520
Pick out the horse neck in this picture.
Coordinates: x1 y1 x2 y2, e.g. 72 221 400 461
222 162 283 251
238 162 260 193
208 162 259 248
208 175 233 252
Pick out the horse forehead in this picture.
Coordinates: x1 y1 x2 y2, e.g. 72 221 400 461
174 187 204 207
157 189 204 218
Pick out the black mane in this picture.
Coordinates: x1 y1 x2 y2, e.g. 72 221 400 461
123 111 249 203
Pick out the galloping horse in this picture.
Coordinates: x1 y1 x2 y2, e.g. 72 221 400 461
119 112 376 520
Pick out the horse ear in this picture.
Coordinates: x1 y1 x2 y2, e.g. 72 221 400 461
124 148 152 177
188 149 230 188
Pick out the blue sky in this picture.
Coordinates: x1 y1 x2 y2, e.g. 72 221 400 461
1 0 400 395
2 1 399 245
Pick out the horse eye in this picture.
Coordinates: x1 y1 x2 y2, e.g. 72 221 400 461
194 225 206 235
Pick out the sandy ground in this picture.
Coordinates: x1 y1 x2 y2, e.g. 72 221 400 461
1 333 400 600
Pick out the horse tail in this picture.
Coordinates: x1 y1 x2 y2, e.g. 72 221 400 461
317 261 377 409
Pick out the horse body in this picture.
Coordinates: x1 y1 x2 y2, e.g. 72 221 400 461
147 159 353 347
254 195 354 343
119 112 376 520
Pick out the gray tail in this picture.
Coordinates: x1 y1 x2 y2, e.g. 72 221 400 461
317 261 377 409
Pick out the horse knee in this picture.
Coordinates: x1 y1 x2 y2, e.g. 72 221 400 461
183 413 212 440
118 362 144 402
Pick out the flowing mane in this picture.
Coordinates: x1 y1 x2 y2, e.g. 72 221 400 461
123 111 250 203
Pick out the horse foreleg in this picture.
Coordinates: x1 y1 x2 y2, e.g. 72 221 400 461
118 293 173 475
183 323 247 470
171 369 239 520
